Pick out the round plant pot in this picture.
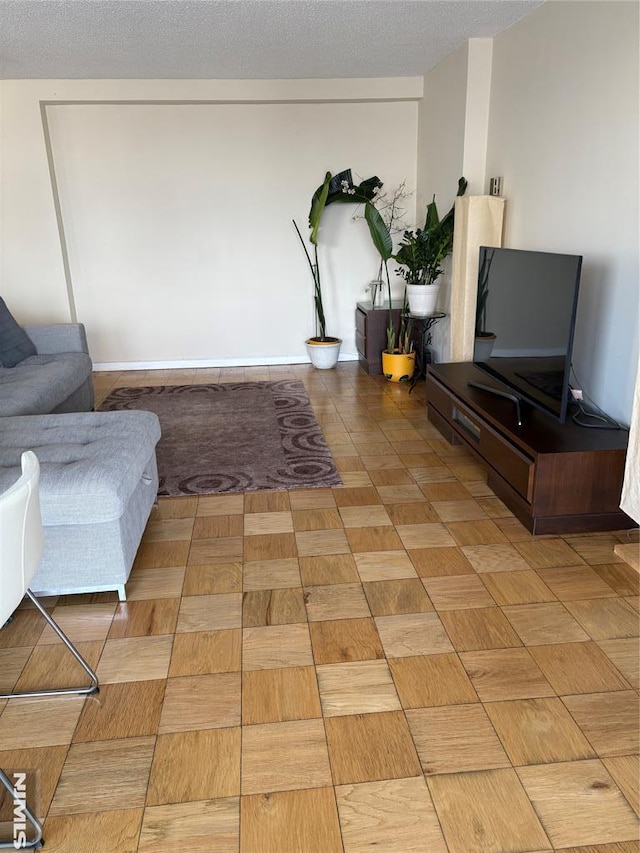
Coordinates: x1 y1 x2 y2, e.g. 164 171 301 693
406 282 440 316
382 350 416 383
474 333 496 361
306 337 342 369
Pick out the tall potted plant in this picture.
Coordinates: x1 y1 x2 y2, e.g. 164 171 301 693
395 177 467 316
294 169 381 369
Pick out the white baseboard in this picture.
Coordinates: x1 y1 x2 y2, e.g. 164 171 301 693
93 352 359 372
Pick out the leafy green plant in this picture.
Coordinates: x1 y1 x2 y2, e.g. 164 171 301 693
293 169 381 341
395 177 467 285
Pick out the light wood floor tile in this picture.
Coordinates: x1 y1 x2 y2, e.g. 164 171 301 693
446 519 508 546
304 583 371 622
336 776 448 853
43 809 143 853
363 578 433 616
148 727 241 804
317 659 401 716
461 543 532 573
603 755 639 817
0 745 67 815
242 624 314 670
197 494 244 516
12 640 103 693
139 797 239 853
536 565 618 600
176 593 242 632
242 666 321 724
407 704 510 775
476 496 514 518
0 647 29 692
562 691 639 756
598 638 639 688
361 454 403 471
354 550 417 582
74 679 165 742
564 535 623 566
107 598 180 638
461 648 556 701
408 546 475 577
292 508 343 531
134 539 191 569
431 500 488 522
96 635 173 683
242 587 306 627
295 529 350 556
125 567 185 600
243 557 301 590
376 485 426 504
325 711 421 785
375 612 453 658
333 486 382 507
241 718 332 794
339 504 393 528
346 526 404 553
49 736 155 815
240 787 342 853
386 501 439 525
369 469 415 486
153 497 198 519
420 482 472 501
423 575 496 610
182 562 242 595
427 768 550 853
481 570 556 605
169 629 241 676
564 598 639 640
440 607 522 651
514 538 584 568
159 672 240 733
143 516 195 542
299 554 359 585
244 491 290 513
484 697 596 765
529 642 631 694
502 602 590 645
0 696 85 749
517 759 639 849
188 536 244 564
193 514 244 539
38 603 116 645
309 617 384 664
389 653 477 709
395 523 456 550
288 488 337 509
244 511 294 536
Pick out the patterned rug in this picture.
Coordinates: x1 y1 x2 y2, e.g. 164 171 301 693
99 379 342 496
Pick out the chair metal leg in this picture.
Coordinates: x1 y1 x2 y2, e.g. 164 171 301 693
0 768 43 850
0 590 99 700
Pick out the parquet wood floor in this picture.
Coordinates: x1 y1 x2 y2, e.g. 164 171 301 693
1 362 638 852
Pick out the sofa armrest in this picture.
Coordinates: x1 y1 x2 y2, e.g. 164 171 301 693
23 323 90 356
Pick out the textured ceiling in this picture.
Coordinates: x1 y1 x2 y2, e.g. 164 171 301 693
0 0 543 80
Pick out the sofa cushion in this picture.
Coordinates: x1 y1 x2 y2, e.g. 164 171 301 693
0 352 92 416
0 298 37 367
0 410 161 524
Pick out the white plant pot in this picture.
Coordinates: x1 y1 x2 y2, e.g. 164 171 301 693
306 337 342 369
406 282 440 316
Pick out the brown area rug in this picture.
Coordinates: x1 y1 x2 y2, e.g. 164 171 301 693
99 380 342 497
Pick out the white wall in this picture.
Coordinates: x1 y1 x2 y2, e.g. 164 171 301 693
486 1 639 424
0 79 420 366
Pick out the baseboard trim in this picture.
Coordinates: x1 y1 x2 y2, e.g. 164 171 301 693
93 353 360 371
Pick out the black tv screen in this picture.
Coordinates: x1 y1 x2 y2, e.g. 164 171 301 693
473 246 582 423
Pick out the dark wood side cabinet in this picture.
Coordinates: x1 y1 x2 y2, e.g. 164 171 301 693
355 303 401 375
426 362 633 535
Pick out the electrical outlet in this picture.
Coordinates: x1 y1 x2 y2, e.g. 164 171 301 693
489 177 502 196
571 388 583 401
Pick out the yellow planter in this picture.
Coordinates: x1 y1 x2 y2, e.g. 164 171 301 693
382 350 416 383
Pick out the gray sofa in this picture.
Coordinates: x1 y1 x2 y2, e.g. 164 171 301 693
0 310 161 600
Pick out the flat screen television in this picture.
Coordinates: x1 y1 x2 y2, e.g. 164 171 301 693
473 246 583 424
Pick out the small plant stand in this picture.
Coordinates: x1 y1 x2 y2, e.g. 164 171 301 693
406 311 446 392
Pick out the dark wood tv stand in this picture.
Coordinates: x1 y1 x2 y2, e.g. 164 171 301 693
426 362 633 535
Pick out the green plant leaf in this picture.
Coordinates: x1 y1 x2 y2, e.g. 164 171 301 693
309 171 332 245
365 202 393 261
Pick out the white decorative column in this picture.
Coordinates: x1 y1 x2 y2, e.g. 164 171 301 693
448 195 506 362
